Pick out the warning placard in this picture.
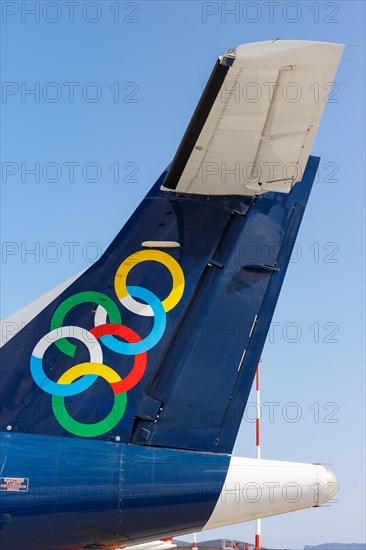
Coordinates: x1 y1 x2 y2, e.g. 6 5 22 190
0 477 29 492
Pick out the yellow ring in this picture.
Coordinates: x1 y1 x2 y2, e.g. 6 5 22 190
114 250 185 313
57 362 121 385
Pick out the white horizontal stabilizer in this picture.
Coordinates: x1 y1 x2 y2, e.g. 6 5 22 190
162 40 344 196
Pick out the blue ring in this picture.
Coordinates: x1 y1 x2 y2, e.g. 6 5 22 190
100 286 166 355
30 356 97 397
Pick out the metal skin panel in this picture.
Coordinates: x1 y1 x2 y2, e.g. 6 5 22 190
119 444 229 541
204 457 333 530
0 432 121 550
0 433 229 550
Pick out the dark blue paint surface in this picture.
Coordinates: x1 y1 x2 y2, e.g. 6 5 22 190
0 433 229 550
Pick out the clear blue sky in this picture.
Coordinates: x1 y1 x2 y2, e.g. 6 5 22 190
1 1 365 548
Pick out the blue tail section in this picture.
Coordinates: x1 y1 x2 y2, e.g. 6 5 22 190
0 432 229 549
0 157 319 453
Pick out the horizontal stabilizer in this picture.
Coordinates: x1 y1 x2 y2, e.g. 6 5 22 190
162 40 344 196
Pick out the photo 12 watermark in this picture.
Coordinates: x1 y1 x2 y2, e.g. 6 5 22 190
1 161 140 184
201 320 340 345
1 1 140 24
1 81 140 103
202 78 341 105
201 2 340 24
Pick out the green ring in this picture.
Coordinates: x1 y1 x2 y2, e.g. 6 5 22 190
50 291 122 357
52 391 127 438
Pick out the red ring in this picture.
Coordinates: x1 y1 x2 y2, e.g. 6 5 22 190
90 323 147 394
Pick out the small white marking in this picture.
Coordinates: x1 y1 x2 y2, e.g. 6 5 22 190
6 426 12 431
249 315 258 338
141 241 180 248
0 457 7 477
237 349 246 372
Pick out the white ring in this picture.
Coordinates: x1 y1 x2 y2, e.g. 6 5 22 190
32 326 103 363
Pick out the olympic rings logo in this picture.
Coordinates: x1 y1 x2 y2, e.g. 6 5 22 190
30 250 185 438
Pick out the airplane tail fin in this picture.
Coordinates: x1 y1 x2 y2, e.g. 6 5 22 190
0 41 343 454
0 157 318 452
